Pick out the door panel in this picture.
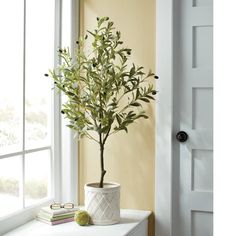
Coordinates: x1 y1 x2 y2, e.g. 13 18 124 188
193 0 213 7
192 26 213 69
174 0 213 235
191 211 213 236
192 88 213 129
192 149 213 192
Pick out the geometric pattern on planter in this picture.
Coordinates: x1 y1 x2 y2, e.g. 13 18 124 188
85 183 120 225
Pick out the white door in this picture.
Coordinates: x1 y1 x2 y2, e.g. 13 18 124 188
172 0 213 235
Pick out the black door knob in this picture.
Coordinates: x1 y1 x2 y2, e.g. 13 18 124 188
176 131 188 142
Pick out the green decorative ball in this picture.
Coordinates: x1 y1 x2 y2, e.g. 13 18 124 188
74 210 90 226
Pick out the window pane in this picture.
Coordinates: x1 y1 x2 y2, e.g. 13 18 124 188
25 150 51 206
0 156 22 217
25 0 55 149
0 1 24 155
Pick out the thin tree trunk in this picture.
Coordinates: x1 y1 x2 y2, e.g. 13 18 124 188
99 143 106 188
98 90 106 188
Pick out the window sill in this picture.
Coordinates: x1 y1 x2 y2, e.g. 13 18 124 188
4 209 151 236
0 198 53 235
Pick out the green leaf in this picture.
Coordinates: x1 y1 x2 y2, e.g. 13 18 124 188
137 114 149 119
146 95 155 100
108 21 114 28
139 98 150 103
98 17 108 28
135 89 140 100
67 124 75 129
87 30 96 37
116 114 122 125
130 102 141 107
129 66 135 77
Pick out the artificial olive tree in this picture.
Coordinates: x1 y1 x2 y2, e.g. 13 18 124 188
47 17 158 188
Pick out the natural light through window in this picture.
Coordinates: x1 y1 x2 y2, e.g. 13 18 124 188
0 0 55 218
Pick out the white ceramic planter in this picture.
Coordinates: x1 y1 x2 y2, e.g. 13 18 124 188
84 182 120 225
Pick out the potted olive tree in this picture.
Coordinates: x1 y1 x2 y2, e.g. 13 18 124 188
47 17 157 225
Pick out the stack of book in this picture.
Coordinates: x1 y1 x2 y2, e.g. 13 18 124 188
36 206 79 225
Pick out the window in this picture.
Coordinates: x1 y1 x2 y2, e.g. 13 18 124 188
0 0 56 218
0 0 78 233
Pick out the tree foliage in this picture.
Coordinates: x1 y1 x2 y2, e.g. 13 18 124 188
47 17 158 187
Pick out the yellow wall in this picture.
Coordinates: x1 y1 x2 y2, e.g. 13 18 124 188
79 0 156 234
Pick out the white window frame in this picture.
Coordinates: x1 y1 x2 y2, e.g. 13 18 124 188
60 0 79 205
0 0 79 234
155 0 174 236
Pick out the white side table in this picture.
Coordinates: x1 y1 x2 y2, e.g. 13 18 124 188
4 209 151 236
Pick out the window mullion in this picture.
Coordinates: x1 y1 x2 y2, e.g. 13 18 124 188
0 146 52 160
